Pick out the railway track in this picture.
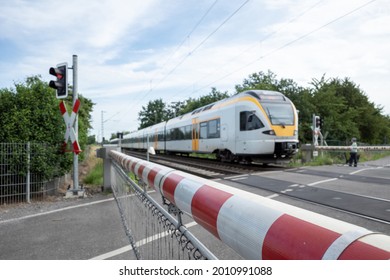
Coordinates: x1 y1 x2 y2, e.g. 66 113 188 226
122 149 286 178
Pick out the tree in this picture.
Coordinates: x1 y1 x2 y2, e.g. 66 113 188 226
235 70 279 92
310 76 390 144
138 99 170 129
137 88 230 129
0 75 94 177
178 87 229 115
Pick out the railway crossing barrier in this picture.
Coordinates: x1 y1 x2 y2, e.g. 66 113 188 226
301 144 390 163
315 145 390 151
100 147 390 259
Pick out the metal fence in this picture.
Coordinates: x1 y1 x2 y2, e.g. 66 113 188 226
300 144 390 165
110 160 217 260
0 143 65 205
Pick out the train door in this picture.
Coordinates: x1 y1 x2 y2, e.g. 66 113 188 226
235 106 247 154
192 118 199 151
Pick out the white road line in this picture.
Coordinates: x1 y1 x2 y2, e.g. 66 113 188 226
252 170 283 176
349 166 382 175
90 221 198 260
224 174 249 180
307 178 338 186
0 197 115 225
231 177 248 181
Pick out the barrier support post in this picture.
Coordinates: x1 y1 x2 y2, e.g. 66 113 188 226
96 146 120 192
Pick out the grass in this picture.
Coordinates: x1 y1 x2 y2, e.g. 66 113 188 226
81 145 104 191
83 160 103 185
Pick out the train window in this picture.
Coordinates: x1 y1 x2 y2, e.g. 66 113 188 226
158 130 164 141
200 119 220 139
200 122 208 139
185 125 192 139
166 129 171 141
208 119 220 138
263 103 294 125
240 111 264 131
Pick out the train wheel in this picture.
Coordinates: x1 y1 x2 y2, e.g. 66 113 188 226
239 157 252 165
219 150 234 163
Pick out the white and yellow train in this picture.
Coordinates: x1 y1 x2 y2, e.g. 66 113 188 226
112 90 299 163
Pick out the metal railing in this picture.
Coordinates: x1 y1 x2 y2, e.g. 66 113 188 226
300 144 390 165
0 143 64 205
107 148 390 260
110 158 217 260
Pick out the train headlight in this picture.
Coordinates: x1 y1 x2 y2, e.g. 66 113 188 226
294 130 298 136
263 130 276 135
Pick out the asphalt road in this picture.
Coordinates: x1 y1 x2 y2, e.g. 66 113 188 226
0 159 389 260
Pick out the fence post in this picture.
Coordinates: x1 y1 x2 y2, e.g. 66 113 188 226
26 142 31 203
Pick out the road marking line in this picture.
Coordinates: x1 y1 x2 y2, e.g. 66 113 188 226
90 221 198 260
224 174 249 180
349 167 382 175
231 177 248 181
281 189 294 193
307 178 338 186
0 197 115 225
266 194 279 199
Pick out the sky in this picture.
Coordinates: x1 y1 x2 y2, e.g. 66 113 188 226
0 0 389 142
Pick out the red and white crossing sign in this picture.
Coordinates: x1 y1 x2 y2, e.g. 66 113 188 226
59 99 81 154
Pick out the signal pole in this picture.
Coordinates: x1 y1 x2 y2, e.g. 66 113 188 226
72 55 79 192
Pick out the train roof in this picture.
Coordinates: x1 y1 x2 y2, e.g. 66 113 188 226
164 90 288 126
187 90 287 115
240 90 287 101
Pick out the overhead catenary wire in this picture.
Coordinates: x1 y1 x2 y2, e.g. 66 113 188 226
164 0 325 103
188 0 378 95
158 0 219 72
113 1 219 128
128 0 250 113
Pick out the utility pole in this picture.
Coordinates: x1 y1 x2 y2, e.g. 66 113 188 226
101 110 106 143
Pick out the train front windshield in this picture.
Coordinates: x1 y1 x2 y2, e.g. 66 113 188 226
262 102 294 126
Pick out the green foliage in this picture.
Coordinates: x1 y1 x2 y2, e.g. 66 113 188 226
138 98 170 129
310 77 389 144
177 87 230 115
137 88 229 129
83 160 103 185
0 75 94 177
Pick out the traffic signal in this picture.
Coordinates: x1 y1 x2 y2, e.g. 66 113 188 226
49 62 68 99
315 116 321 128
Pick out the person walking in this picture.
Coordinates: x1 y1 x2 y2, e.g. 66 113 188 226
349 138 358 167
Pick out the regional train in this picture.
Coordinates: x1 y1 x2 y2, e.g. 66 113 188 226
111 90 299 164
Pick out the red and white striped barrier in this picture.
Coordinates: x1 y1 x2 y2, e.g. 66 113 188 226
316 145 390 151
110 150 390 260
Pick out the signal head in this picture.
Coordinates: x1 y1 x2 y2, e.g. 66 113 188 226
49 62 68 99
